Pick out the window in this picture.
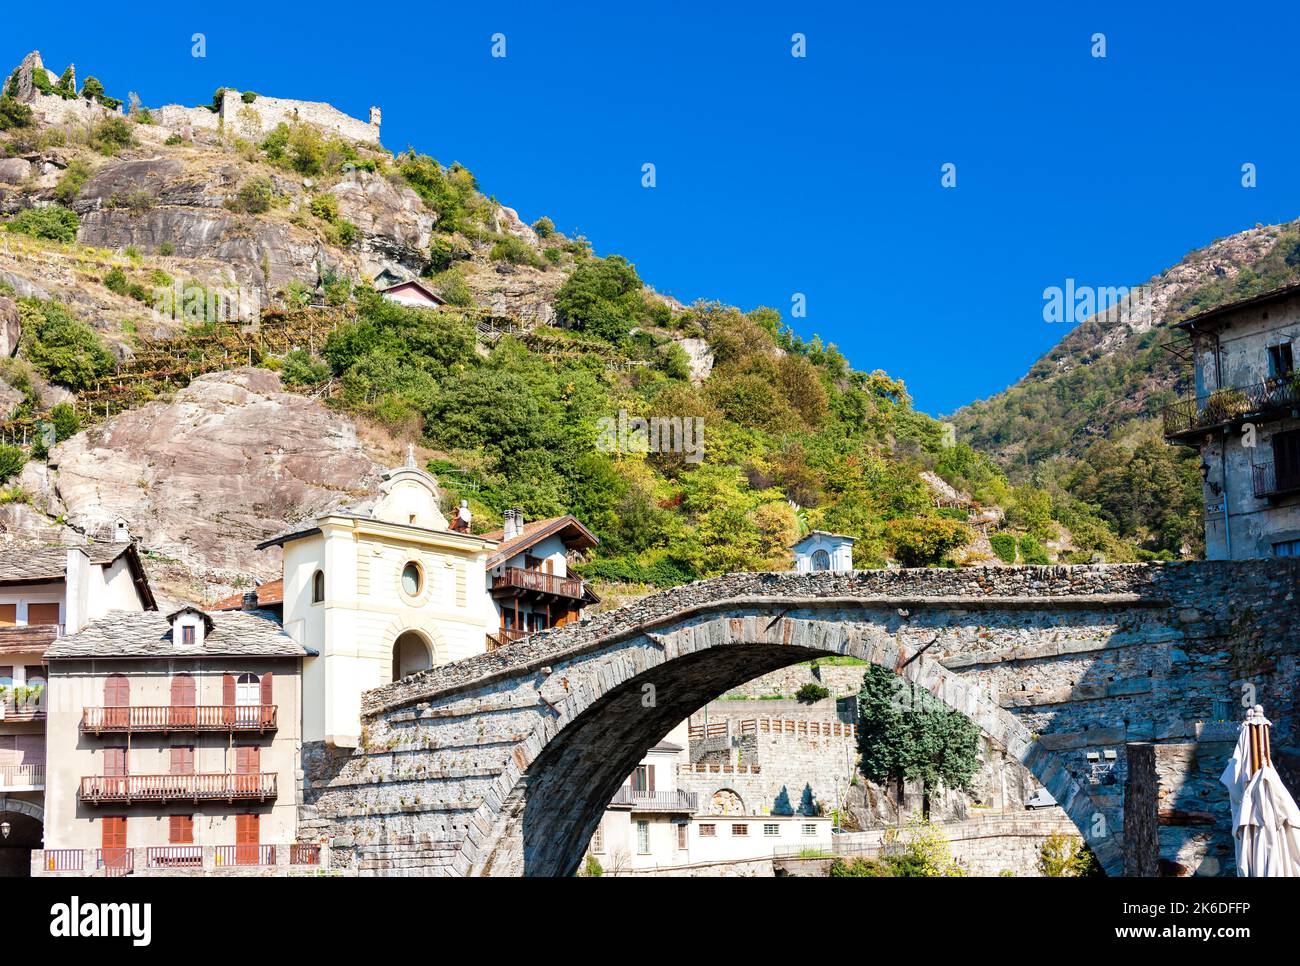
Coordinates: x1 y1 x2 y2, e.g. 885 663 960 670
312 570 325 603
104 673 130 706
811 549 831 571
401 562 423 596
170 674 195 706
1268 343 1295 379
763 823 780 837
802 824 818 837
0 604 14 627
1273 429 1300 492
631 764 655 793
636 820 650 854
169 815 194 845
104 746 127 777
235 673 260 706
698 823 716 838
1274 539 1300 558
591 824 604 854
181 625 195 646
27 602 59 626
676 824 687 850
169 746 194 775
731 823 749 837
100 816 128 869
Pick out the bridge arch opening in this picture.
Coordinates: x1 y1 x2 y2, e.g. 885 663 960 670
0 799 44 878
504 618 1114 878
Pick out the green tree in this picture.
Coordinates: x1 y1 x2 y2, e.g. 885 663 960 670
553 255 645 342
0 444 25 482
0 95 34 131
50 401 80 441
885 515 971 567
772 786 793 816
857 665 982 818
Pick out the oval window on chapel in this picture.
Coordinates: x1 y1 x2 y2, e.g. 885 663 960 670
401 562 423 596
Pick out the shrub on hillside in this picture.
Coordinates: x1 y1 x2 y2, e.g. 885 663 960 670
885 515 971 567
89 116 134 155
0 95 34 131
4 206 79 243
20 299 115 389
1018 534 1049 564
490 234 540 268
988 532 1017 564
54 159 91 204
0 444 25 482
532 216 555 238
231 177 274 214
553 256 648 343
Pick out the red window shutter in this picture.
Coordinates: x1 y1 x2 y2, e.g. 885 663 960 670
260 671 273 705
648 764 656 793
169 815 193 844
101 816 127 850
236 746 259 775
105 674 129 706
104 747 127 777
171 674 195 706
222 674 235 705
170 746 194 775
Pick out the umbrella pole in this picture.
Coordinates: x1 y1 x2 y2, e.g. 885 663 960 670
1249 722 1262 777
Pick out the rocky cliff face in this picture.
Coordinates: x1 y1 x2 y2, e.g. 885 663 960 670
19 368 382 599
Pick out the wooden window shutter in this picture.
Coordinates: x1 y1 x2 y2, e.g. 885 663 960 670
105 673 129 706
260 671 273 705
648 764 656 792
102 816 127 850
236 746 260 774
171 674 195 706
170 746 194 775
169 814 193 844
222 674 235 705
104 746 127 777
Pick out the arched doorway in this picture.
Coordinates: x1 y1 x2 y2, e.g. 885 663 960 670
0 799 44 878
392 631 433 681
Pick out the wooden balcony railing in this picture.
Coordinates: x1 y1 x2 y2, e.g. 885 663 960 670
290 843 321 865
491 566 585 600
0 763 44 790
1253 461 1300 499
79 772 277 804
1162 377 1300 439
214 844 276 867
81 705 277 734
43 849 83 872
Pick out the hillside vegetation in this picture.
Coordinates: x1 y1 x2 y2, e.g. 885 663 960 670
0 58 1174 589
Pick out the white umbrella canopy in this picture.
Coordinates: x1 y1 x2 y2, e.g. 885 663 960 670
1220 705 1300 876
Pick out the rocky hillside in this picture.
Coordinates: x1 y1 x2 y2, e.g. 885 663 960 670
0 48 1172 603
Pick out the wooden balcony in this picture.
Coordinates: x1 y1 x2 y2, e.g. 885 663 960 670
490 566 585 602
0 623 62 655
81 705 276 734
79 772 277 805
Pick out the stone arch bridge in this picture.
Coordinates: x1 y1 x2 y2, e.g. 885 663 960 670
300 561 1300 876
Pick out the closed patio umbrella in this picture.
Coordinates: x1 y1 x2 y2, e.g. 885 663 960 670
1220 705 1300 876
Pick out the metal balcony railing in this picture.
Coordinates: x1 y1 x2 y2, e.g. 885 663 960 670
0 763 44 790
608 786 699 812
79 772 277 804
1162 377 1300 439
1252 461 1300 499
81 705 277 734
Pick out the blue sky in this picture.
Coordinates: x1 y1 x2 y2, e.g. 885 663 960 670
5 2 1298 415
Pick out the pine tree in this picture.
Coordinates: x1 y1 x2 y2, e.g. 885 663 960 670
798 783 818 817
771 785 793 816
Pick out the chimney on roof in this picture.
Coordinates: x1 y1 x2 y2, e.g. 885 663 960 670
241 591 259 611
503 507 524 542
114 518 130 543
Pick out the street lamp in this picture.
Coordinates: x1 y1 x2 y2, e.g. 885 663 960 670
1 821 10 840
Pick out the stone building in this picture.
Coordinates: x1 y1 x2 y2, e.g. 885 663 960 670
39 604 311 875
1164 282 1300 558
0 537 155 876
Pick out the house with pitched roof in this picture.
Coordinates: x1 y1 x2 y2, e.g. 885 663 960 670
39 604 313 874
480 509 600 646
0 529 155 876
